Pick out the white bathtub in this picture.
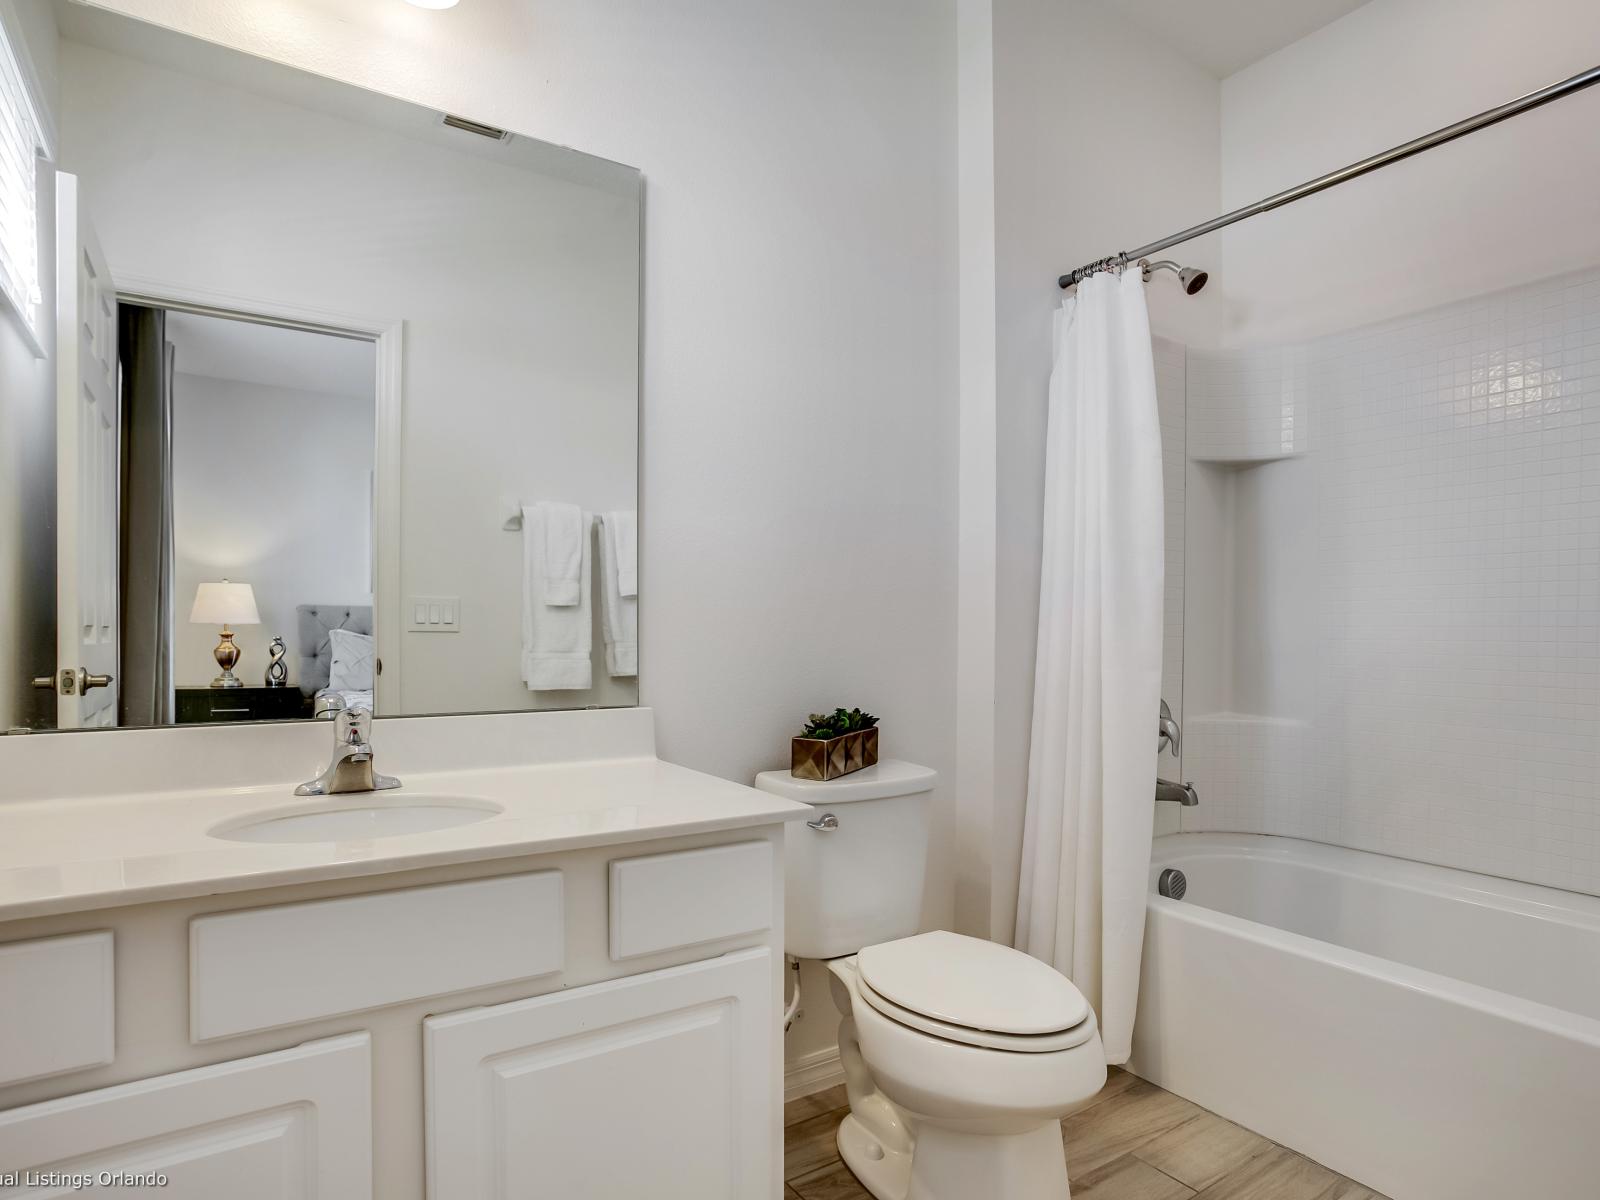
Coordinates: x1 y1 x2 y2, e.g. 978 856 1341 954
1131 833 1600 1200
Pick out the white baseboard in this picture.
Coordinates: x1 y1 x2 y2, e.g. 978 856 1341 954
784 1045 844 1102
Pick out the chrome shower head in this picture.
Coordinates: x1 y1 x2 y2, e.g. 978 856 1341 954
1141 259 1209 295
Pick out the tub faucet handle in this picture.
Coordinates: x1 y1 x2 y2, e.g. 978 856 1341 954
1158 699 1181 756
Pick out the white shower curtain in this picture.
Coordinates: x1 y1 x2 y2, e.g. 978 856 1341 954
1015 268 1164 1065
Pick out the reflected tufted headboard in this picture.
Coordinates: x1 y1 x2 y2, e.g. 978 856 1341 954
295 605 374 696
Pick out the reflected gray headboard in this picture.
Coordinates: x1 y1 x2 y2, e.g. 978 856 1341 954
295 605 374 696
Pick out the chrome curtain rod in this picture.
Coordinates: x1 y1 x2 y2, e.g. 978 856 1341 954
1058 62 1600 289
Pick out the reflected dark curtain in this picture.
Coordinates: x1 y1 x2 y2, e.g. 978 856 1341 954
117 304 175 725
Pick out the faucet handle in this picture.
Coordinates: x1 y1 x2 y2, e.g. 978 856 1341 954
1158 699 1181 757
336 706 373 746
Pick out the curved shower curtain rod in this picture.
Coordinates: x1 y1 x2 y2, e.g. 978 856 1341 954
1058 61 1600 291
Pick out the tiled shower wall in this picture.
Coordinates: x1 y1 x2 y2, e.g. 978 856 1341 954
1181 267 1600 896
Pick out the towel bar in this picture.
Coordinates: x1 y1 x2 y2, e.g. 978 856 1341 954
503 510 603 531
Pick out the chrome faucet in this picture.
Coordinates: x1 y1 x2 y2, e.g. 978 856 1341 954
295 708 401 796
1155 778 1200 806
1158 699 1181 756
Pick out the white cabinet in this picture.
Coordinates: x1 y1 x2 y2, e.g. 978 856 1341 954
0 932 114 1087
190 871 564 1040
424 948 775 1200
608 841 772 960
0 1034 371 1198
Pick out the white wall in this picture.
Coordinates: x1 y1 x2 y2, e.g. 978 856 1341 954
1217 0 1600 347
979 0 1221 940
170 373 374 690
56 28 642 715
84 0 961 1083
952 0 998 944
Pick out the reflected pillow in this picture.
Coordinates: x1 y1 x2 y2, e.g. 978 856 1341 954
327 628 375 693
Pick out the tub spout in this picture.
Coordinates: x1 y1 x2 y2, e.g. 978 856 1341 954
1155 778 1199 806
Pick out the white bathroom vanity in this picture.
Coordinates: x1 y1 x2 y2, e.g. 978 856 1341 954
0 708 805 1197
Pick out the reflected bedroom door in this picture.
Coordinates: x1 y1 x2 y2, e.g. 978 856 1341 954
53 171 119 728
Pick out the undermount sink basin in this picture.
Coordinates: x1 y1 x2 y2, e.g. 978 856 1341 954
209 795 504 844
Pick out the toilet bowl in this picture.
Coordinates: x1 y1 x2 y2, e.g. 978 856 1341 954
752 761 1107 1198
826 931 1106 1200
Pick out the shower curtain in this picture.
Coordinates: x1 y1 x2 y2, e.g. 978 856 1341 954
117 305 176 726
1015 268 1164 1064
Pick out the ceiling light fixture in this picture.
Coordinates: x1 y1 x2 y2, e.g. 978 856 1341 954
404 0 460 9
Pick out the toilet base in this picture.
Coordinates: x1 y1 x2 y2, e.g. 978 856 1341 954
837 1111 913 1200
837 1110 1073 1200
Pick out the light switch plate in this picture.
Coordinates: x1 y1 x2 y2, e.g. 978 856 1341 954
406 595 461 633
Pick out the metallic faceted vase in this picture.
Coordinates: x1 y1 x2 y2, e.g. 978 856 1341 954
790 727 880 781
265 636 288 688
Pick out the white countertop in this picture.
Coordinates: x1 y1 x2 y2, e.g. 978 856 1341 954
0 709 808 921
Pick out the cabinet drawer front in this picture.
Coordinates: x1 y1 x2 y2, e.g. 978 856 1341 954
0 931 114 1087
425 948 774 1199
191 872 563 1041
0 1033 370 1197
608 841 773 960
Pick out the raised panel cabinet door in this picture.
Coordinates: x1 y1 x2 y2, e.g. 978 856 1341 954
425 948 775 1200
0 1033 371 1198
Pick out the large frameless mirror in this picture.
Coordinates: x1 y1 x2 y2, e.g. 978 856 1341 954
0 0 640 733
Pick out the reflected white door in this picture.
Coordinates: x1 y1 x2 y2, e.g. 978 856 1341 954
54 171 119 728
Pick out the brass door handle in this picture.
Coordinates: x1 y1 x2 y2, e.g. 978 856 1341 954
31 675 56 691
81 672 113 691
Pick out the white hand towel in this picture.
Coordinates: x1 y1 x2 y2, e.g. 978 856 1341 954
599 511 638 677
609 510 637 598
535 501 584 606
522 504 593 690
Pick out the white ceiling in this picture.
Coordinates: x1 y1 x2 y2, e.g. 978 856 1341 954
166 311 374 400
1089 0 1372 77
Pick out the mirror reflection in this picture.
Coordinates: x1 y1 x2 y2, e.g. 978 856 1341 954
0 0 641 733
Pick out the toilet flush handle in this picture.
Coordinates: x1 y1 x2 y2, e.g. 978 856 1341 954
806 812 840 832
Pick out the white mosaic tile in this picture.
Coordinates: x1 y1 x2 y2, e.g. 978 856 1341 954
1180 267 1600 896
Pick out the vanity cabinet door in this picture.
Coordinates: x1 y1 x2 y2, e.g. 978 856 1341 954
425 948 775 1199
0 1033 370 1197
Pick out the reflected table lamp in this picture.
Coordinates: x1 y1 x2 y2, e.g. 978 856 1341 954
190 580 260 689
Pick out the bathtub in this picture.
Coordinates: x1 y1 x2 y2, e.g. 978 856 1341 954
1131 833 1600 1200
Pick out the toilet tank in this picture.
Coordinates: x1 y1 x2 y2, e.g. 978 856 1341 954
753 759 937 960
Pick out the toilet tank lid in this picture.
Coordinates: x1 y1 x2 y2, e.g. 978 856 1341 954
752 759 937 805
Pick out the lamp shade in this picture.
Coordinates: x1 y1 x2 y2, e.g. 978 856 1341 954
189 581 260 626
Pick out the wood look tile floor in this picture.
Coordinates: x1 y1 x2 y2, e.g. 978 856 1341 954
782 1069 1390 1200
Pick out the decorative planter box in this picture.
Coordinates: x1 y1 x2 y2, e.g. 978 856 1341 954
791 727 880 781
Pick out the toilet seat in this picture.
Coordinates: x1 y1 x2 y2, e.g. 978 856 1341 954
856 976 1097 1052
854 931 1096 1053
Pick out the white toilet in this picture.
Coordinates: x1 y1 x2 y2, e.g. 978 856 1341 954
755 761 1106 1200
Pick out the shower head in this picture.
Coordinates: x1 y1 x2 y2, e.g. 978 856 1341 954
1141 259 1209 295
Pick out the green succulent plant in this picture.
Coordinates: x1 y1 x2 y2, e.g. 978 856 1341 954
798 707 879 740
